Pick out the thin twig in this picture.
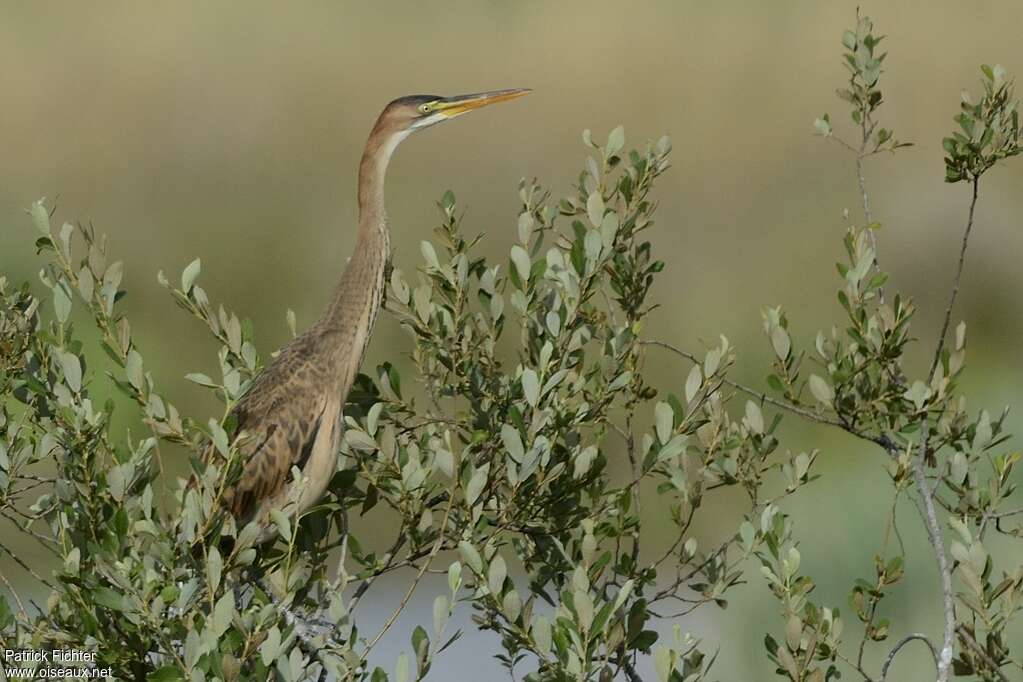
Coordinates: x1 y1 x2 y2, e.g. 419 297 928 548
955 624 1009 682
989 506 1023 519
908 174 983 682
347 531 408 614
642 340 896 454
928 176 980 380
621 655 643 682
0 538 55 590
0 508 60 554
362 484 458 657
880 633 938 681
836 651 874 682
642 341 840 426
0 569 29 621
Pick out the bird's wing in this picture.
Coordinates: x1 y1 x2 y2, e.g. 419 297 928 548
218 334 339 525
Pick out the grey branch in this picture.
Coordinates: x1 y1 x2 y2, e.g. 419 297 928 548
910 423 955 681
928 176 980 380
910 174 983 682
880 633 938 681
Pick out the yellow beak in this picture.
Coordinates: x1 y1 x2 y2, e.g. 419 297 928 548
436 88 531 117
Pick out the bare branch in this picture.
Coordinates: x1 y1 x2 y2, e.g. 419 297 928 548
928 176 980 380
363 482 458 657
910 423 955 682
880 633 939 681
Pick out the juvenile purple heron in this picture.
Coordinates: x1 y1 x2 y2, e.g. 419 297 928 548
217 89 530 535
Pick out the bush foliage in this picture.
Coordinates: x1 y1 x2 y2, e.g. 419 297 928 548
1 13 1021 682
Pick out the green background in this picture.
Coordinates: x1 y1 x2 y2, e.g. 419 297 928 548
1 2 1021 679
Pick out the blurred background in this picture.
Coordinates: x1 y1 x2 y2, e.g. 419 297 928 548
2 2 1021 679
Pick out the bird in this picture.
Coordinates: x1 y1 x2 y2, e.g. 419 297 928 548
213 88 531 538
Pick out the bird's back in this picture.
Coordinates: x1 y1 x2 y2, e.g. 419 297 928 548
217 327 344 529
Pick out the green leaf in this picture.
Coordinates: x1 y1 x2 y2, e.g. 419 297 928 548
447 561 462 593
30 199 51 235
210 592 234 637
458 542 483 574
185 372 216 388
574 445 597 479
148 666 186 682
685 365 702 403
433 595 449 635
532 615 552 655
655 401 673 443
521 369 540 407
606 125 625 159
517 211 534 244
510 245 531 285
58 350 82 393
260 626 282 665
614 579 634 612
502 589 522 622
435 447 454 478
270 509 292 542
93 587 128 612
584 229 602 262
420 241 440 270
808 374 834 404
207 546 223 593
770 325 791 360
411 625 430 660
972 411 992 451
586 191 605 227
745 401 764 434
465 465 488 506
395 652 409 682
488 555 507 596
501 424 524 462
125 350 144 390
345 430 377 452
903 381 931 410
181 258 201 294
53 284 72 323
654 646 673 682
209 420 229 457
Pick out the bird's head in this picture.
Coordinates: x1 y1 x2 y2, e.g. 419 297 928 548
375 88 531 136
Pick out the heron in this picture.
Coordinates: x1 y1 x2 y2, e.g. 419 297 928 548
214 88 531 538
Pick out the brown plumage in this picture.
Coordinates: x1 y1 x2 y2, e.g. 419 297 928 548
212 89 531 535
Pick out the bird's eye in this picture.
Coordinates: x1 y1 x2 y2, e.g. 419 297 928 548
419 104 431 114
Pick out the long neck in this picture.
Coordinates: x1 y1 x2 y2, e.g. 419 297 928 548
321 125 405 383
355 126 407 246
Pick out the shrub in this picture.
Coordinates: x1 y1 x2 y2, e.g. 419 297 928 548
1 12 1020 682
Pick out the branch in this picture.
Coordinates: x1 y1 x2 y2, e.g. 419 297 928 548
621 655 643 682
642 340 896 453
906 174 983 682
0 538 55 591
956 624 1010 682
851 110 885 301
347 531 408 614
928 176 980 380
642 341 839 426
910 423 955 682
362 482 458 658
880 633 938 681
